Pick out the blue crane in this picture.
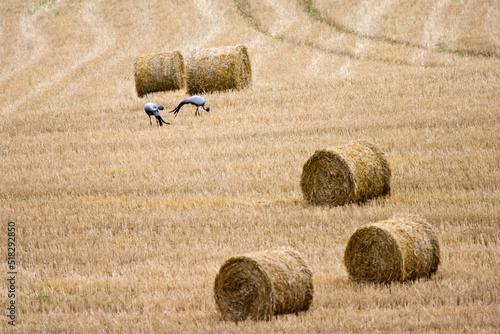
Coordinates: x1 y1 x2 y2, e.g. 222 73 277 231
169 96 210 117
144 103 170 126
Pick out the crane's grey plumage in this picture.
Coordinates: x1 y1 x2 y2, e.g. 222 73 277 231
169 96 210 117
145 103 169 126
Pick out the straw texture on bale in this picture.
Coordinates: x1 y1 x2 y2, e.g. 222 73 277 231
300 140 391 206
186 44 251 94
344 215 440 283
214 247 313 322
134 51 185 97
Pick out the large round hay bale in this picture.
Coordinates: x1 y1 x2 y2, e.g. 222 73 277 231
344 215 440 283
134 51 185 97
300 140 391 206
186 44 251 94
214 247 313 322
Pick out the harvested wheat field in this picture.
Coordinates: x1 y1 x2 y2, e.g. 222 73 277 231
0 0 499 333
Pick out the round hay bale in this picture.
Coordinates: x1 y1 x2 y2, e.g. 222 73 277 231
186 44 251 94
214 247 313 322
300 140 391 206
134 50 185 97
344 215 440 283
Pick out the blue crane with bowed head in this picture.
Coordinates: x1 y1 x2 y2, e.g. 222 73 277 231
169 96 210 117
144 102 170 126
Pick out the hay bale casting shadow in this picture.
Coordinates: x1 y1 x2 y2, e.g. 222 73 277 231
344 215 440 284
214 247 313 322
134 50 185 97
300 140 391 206
186 45 251 95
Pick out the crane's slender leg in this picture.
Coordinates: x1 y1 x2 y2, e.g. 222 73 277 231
149 116 152 126
196 106 199 116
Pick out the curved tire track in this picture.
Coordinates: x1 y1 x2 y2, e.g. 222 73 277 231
0 2 54 96
5 0 116 112
233 0 448 67
301 0 500 59
233 0 497 68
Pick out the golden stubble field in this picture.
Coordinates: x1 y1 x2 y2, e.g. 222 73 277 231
0 0 499 332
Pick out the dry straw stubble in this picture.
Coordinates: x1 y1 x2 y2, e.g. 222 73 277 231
214 247 313 322
186 44 251 94
300 140 391 206
344 215 441 284
134 50 185 97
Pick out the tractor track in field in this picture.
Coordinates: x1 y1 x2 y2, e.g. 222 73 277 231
233 0 444 67
0 1 53 94
233 0 498 69
2 0 117 113
300 0 500 59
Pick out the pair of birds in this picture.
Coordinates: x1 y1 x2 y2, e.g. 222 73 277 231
145 96 210 126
